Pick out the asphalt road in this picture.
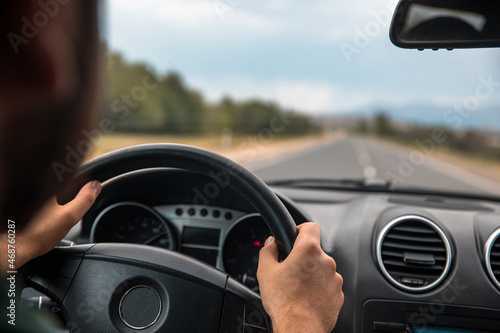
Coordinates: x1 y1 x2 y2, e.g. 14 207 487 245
249 137 500 197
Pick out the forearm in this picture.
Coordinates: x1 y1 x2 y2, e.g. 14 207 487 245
272 322 328 333
0 237 7 274
270 309 331 333
0 233 30 276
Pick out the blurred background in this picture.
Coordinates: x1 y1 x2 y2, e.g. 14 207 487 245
90 0 500 193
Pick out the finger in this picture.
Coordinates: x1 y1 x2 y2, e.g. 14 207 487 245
295 222 321 244
288 223 323 260
258 236 279 268
62 180 101 222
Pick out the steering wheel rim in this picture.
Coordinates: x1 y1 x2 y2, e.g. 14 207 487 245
24 144 299 332
58 143 297 256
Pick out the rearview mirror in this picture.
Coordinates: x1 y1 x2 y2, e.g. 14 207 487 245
390 0 500 50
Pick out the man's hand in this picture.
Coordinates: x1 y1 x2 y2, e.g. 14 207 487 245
257 222 344 333
0 181 101 272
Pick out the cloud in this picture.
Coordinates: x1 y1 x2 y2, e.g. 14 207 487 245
157 1 215 28
273 81 340 113
187 76 397 114
109 0 283 33
107 0 500 118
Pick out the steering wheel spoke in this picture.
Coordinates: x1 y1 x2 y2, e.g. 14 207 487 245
23 244 271 332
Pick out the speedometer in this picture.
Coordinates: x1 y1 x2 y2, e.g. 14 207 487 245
91 202 175 250
222 214 270 291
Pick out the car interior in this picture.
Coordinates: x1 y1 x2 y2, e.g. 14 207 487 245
18 0 500 332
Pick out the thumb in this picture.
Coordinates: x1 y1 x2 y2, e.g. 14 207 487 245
258 236 279 268
62 180 101 222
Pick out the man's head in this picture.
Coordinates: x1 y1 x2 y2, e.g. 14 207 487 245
0 0 102 231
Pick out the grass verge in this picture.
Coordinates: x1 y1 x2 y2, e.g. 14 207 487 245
86 133 334 166
377 137 500 184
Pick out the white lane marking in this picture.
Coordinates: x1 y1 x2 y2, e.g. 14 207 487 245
363 165 377 179
354 142 378 180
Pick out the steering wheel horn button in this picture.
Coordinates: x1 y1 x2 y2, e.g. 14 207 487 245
119 285 162 330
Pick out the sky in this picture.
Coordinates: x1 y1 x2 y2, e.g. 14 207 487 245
104 0 500 127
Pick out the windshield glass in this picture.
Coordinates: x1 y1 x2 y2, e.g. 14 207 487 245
101 0 500 197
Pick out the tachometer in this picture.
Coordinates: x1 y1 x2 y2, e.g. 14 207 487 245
222 214 270 291
91 202 175 250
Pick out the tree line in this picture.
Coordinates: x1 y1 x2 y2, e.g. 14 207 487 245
101 51 320 136
355 112 500 160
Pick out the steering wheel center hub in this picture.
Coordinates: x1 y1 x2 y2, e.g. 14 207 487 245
119 285 162 330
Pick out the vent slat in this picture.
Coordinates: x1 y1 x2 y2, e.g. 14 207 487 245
392 225 436 234
379 217 450 291
381 250 446 261
383 259 444 271
382 250 403 257
383 241 446 252
385 269 440 280
386 233 442 243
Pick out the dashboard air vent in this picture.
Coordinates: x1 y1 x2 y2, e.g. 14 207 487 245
485 228 500 290
376 215 452 292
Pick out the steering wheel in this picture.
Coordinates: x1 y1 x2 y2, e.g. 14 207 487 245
22 144 298 332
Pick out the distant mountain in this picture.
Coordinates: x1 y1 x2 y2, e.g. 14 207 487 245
328 104 500 131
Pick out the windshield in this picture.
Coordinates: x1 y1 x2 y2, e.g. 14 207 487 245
100 0 500 198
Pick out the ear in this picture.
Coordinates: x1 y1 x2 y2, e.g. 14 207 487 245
0 1 78 110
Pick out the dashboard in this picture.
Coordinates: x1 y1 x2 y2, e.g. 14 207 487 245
73 168 500 332
90 202 269 291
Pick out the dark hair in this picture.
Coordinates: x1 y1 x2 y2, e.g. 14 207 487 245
0 1 102 231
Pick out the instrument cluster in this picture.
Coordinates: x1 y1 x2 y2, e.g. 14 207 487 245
91 202 270 291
